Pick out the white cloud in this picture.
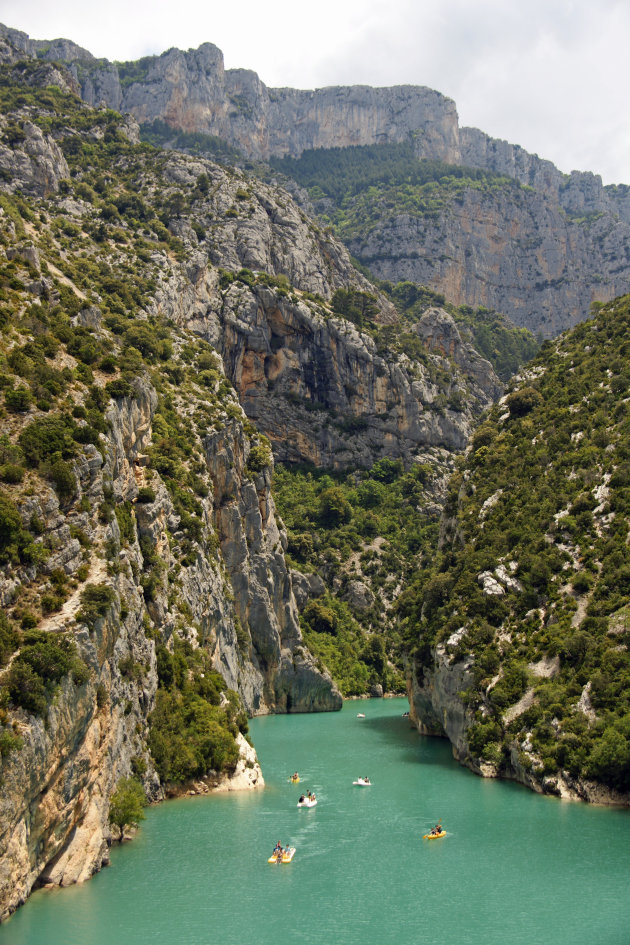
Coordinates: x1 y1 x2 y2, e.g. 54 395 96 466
1 0 628 183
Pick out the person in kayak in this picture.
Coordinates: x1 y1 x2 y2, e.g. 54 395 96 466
273 841 282 854
430 824 441 835
299 794 305 803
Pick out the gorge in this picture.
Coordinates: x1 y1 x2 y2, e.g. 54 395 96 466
0 22 628 926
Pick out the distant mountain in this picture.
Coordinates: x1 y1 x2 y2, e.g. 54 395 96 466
2 22 629 337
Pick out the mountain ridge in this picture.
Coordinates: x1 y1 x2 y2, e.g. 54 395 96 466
2 22 628 338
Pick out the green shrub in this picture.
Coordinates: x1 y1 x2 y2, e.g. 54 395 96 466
0 612 20 666
47 457 76 500
5 387 31 412
0 463 25 484
108 777 146 836
106 378 133 400
303 599 337 635
0 728 23 757
136 486 156 503
77 583 116 629
18 415 76 466
506 386 543 418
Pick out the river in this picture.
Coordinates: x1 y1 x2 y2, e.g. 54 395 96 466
2 697 629 945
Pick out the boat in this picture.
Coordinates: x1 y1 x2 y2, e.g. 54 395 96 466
353 778 372 786
423 829 446 840
288 775 300 783
297 796 317 808
357 713 365 718
268 847 296 864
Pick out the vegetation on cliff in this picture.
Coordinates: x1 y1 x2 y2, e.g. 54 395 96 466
0 65 279 787
400 296 630 793
273 458 439 696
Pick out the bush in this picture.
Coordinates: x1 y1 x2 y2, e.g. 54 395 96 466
47 457 76 500
0 612 20 666
108 777 146 836
5 661 48 716
18 415 76 466
148 690 239 782
0 463 25 483
136 486 156 503
77 583 116 629
5 387 31 412
303 599 337 635
506 386 543 418
0 728 23 757
106 378 134 400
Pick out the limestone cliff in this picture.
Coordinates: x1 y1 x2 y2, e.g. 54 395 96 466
343 182 630 337
3 23 627 337
0 353 344 918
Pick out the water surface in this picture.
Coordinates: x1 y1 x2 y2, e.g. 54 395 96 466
3 697 629 945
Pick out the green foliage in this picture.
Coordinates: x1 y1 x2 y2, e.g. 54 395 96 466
0 492 43 565
5 386 32 412
506 386 543 417
4 630 89 717
18 415 77 466
46 457 77 500
273 460 437 695
378 281 539 381
0 612 20 667
148 639 245 784
108 776 146 835
0 727 23 757
331 288 380 330
401 294 630 792
139 119 243 164
246 440 272 475
77 583 116 629
271 142 501 204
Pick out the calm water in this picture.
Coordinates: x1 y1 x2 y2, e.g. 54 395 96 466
2 697 629 945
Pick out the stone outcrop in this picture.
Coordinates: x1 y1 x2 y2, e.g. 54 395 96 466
154 271 501 470
0 114 70 197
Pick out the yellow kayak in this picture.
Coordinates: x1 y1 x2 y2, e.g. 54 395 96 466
289 776 300 783
268 847 296 864
423 830 446 840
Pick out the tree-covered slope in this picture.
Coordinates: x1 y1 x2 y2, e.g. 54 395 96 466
400 297 630 800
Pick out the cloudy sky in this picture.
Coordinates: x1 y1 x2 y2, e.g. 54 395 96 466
2 0 629 184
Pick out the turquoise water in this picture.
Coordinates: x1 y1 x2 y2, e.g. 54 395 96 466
2 697 629 945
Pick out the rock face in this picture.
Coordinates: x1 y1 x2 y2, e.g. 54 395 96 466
70 43 460 164
0 112 70 197
0 368 340 920
155 273 501 470
3 25 630 336
136 152 501 470
342 180 630 338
